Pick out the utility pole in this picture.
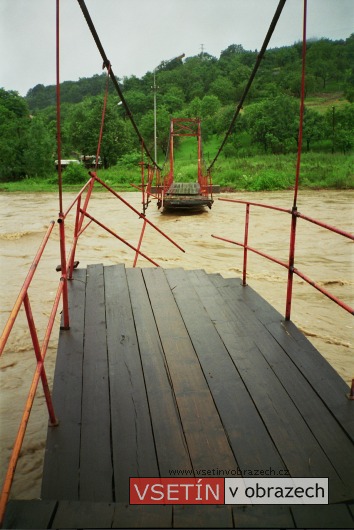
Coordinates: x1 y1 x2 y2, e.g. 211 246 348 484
153 69 158 164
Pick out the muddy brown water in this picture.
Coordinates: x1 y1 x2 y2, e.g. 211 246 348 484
0 190 353 499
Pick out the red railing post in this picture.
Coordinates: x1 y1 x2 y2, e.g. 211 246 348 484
0 222 55 357
134 217 148 268
348 379 354 400
243 203 250 286
209 170 213 203
285 0 307 321
56 0 69 330
67 194 82 280
23 294 58 426
58 215 70 330
285 207 298 320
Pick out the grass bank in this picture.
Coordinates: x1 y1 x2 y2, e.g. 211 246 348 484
1 152 353 193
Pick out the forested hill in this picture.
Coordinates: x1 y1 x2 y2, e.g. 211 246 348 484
1 36 353 183
26 37 354 111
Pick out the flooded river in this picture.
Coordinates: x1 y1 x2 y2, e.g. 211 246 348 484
0 189 353 499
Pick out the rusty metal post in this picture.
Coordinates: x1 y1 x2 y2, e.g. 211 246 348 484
23 294 58 426
0 222 55 356
0 279 64 527
67 194 82 280
285 0 307 320
134 218 148 268
208 170 213 203
56 0 69 329
197 119 202 185
285 207 297 320
242 203 250 286
58 215 70 330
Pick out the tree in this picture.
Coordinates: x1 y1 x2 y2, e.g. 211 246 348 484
220 44 246 60
325 104 354 153
26 84 55 110
245 96 299 153
68 95 135 168
125 90 150 118
0 89 29 180
210 76 235 105
303 108 325 151
307 39 338 89
201 95 221 119
161 87 185 114
24 116 55 177
187 97 202 118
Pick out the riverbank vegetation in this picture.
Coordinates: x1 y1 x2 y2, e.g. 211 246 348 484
1 36 353 191
2 151 352 193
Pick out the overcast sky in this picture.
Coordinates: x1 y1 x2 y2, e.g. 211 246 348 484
0 0 353 96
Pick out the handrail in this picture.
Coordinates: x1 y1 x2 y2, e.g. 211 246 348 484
212 198 354 318
0 221 55 355
0 222 58 523
0 174 185 526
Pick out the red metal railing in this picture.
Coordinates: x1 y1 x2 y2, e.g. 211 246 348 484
211 0 352 321
0 223 58 522
212 198 354 319
0 172 184 525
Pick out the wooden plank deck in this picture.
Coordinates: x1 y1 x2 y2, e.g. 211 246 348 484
163 182 214 209
4 264 354 529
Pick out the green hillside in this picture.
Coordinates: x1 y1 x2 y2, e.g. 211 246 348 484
1 35 353 190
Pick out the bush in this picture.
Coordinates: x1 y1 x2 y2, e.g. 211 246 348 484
244 170 293 191
62 163 89 184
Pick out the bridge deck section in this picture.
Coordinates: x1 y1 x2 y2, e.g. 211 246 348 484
4 264 353 528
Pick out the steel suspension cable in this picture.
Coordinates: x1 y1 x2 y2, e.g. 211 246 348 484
207 0 287 171
76 0 160 169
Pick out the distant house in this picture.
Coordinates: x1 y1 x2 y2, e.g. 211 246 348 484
80 155 102 168
55 159 80 171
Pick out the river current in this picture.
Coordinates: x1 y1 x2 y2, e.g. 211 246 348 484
0 189 353 499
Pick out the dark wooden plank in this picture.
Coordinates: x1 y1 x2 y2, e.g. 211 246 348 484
233 505 294 528
173 505 233 528
80 264 112 501
229 278 354 440
142 267 237 472
167 268 286 475
3 500 57 529
291 504 354 528
126 267 193 476
104 265 158 502
206 276 354 496
268 319 354 440
194 272 347 503
41 268 86 500
52 501 114 529
250 326 354 496
112 504 172 528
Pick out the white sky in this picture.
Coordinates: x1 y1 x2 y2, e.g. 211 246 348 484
0 0 353 96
